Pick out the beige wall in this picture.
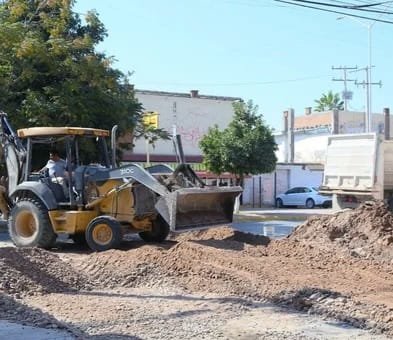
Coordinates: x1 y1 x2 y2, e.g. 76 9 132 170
132 91 239 158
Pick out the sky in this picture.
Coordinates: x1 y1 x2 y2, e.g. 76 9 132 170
73 0 393 131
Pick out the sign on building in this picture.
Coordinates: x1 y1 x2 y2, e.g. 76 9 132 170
142 111 159 128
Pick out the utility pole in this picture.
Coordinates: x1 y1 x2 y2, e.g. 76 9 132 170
332 66 357 111
355 67 382 132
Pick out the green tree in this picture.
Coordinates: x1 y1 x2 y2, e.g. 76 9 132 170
314 90 344 112
133 123 171 166
199 100 277 187
0 0 142 134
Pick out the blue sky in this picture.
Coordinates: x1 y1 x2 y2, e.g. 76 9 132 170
74 0 393 131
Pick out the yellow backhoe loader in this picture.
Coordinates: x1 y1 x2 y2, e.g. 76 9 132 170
0 111 242 251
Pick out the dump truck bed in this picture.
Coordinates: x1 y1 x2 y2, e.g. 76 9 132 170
321 133 393 199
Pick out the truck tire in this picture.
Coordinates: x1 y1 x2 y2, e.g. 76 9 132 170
305 198 315 209
8 198 56 249
139 215 169 243
85 216 122 252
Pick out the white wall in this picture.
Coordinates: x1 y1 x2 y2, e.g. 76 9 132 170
275 132 330 164
134 91 239 157
288 166 323 189
242 165 324 206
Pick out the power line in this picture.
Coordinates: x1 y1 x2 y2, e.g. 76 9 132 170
273 0 393 23
288 0 393 14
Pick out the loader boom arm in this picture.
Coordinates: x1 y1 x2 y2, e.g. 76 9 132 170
0 112 27 193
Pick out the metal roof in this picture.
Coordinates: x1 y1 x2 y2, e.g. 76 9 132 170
17 127 110 138
135 89 243 102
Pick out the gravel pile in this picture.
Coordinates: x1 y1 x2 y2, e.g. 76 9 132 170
0 247 91 297
2 203 393 338
290 200 393 262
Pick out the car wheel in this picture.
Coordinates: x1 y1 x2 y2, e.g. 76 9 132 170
305 198 315 209
276 198 283 208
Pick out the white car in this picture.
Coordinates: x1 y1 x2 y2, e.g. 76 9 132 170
275 186 332 209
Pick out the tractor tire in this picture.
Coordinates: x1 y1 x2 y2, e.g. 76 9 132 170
139 215 169 243
8 198 56 249
85 216 122 252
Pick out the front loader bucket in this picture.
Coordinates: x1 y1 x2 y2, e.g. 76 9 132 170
155 186 242 231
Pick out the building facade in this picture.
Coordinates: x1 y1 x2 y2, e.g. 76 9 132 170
122 89 242 164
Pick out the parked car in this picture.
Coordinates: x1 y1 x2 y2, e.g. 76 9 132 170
275 186 332 209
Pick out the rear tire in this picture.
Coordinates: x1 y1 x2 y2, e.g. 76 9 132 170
276 198 283 208
305 198 315 209
86 216 122 251
139 215 169 243
8 198 56 249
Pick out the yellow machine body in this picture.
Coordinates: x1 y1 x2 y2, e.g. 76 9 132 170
48 179 154 235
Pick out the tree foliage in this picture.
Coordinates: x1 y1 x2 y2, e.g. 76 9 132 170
0 0 142 134
199 100 277 186
314 90 344 112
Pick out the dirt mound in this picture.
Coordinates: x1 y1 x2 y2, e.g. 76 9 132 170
170 226 270 246
0 247 91 296
67 227 393 336
70 245 177 289
3 224 393 337
71 228 271 296
289 200 393 262
0 294 70 331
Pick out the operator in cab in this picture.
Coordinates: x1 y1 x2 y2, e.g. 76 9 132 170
40 149 69 198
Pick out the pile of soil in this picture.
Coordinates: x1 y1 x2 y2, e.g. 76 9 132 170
170 227 270 246
290 200 393 262
0 247 91 297
0 294 70 331
2 202 393 337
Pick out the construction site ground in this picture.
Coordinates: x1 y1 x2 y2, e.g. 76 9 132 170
1 202 393 339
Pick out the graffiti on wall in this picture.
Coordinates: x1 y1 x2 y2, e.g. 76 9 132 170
177 125 208 147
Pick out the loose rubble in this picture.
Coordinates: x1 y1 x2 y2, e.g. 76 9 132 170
1 201 393 338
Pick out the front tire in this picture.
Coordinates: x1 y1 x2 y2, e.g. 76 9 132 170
8 198 56 249
276 198 283 208
139 215 169 243
86 216 122 251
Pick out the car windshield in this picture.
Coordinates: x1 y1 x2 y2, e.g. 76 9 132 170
312 187 319 192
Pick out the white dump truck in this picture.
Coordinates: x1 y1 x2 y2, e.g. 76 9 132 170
320 133 393 210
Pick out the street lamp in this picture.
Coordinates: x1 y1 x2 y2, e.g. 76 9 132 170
337 16 375 132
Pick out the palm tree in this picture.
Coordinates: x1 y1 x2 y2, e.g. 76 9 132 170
314 91 344 112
